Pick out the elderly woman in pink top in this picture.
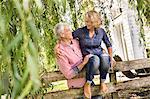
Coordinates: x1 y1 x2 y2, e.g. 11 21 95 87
54 23 98 89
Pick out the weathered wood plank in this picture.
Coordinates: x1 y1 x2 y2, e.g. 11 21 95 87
33 83 115 99
118 88 150 98
35 76 150 98
115 58 150 71
41 69 86 83
116 76 150 91
41 71 66 82
41 58 150 83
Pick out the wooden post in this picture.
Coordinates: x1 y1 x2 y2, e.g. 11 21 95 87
109 69 119 99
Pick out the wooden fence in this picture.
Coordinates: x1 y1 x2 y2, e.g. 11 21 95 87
37 58 150 99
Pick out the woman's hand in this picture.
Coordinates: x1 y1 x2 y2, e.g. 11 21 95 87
78 54 94 71
83 54 93 65
108 57 116 73
111 58 116 68
109 58 116 73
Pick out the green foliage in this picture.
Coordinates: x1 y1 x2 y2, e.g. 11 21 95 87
129 0 150 46
72 0 94 29
129 0 150 25
0 0 43 98
68 0 78 29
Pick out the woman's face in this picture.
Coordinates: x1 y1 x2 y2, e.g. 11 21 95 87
62 26 73 40
85 16 94 30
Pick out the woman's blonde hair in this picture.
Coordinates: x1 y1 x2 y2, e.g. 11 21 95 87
85 10 101 28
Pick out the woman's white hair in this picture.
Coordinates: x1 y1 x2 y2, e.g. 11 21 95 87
54 23 70 38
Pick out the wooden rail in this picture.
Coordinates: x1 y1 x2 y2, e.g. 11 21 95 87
41 58 150 82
